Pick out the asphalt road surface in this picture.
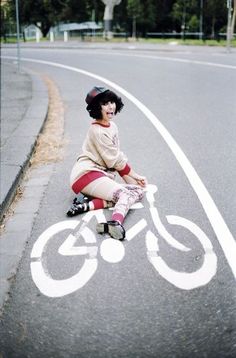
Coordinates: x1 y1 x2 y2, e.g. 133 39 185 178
1 43 236 357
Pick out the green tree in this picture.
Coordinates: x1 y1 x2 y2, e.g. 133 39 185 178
1 0 17 40
60 0 103 24
127 0 157 36
171 0 199 32
1 2 9 41
188 14 199 32
113 0 128 33
8 0 95 37
5 0 231 40
127 0 141 37
139 0 156 35
8 0 66 37
154 0 175 32
204 0 227 38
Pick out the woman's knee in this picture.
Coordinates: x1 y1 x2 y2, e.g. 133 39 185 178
126 185 144 201
113 186 144 203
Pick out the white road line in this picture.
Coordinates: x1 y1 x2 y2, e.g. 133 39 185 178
3 55 236 279
108 52 236 70
8 49 236 70
55 50 236 70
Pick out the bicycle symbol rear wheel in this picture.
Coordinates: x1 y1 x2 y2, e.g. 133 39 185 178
30 220 98 297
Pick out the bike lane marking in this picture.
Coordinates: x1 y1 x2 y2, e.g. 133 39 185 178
4 56 235 279
30 186 218 296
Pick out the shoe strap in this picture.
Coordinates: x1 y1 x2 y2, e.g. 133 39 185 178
103 223 109 234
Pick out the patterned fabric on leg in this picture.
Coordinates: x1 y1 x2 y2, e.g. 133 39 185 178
112 185 144 223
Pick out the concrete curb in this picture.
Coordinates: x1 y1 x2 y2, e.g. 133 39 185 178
0 66 50 312
2 41 234 53
0 68 49 223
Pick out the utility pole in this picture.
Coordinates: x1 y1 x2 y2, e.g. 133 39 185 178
227 0 232 52
181 0 186 41
199 0 203 40
15 0 21 71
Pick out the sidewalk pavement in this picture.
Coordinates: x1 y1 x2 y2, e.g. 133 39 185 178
0 60 49 222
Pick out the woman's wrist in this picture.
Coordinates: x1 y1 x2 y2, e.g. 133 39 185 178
118 163 131 177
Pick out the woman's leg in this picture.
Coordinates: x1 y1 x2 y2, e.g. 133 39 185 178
68 175 144 239
111 184 144 224
95 182 144 240
82 177 144 223
67 173 115 216
82 177 144 240
81 176 120 210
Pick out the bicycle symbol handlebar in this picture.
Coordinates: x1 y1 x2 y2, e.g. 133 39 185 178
30 184 217 297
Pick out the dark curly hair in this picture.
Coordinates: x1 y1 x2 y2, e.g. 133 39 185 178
87 90 124 119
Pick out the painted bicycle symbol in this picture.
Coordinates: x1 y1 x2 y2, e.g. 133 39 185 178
30 184 217 297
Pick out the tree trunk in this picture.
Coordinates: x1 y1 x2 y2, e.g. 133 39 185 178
211 16 216 39
35 22 51 38
231 0 236 38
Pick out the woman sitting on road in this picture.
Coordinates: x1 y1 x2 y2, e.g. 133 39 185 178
67 86 147 240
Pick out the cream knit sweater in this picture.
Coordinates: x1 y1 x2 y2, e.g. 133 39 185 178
70 121 128 185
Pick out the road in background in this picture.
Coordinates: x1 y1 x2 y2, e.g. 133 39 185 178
1 44 236 357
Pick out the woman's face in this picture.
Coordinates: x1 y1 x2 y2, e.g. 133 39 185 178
101 101 116 121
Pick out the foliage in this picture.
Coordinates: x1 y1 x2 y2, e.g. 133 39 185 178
126 0 157 35
171 0 200 32
1 1 13 38
127 0 142 18
2 0 235 39
7 0 67 37
5 0 103 37
204 0 227 37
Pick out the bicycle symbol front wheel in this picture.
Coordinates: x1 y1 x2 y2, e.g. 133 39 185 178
146 215 217 290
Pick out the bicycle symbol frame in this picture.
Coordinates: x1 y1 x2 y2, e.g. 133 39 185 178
30 184 217 297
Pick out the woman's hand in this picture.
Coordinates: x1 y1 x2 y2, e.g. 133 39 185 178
123 170 148 187
135 176 147 187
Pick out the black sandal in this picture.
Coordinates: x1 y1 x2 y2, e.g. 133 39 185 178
96 220 125 240
66 194 92 217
